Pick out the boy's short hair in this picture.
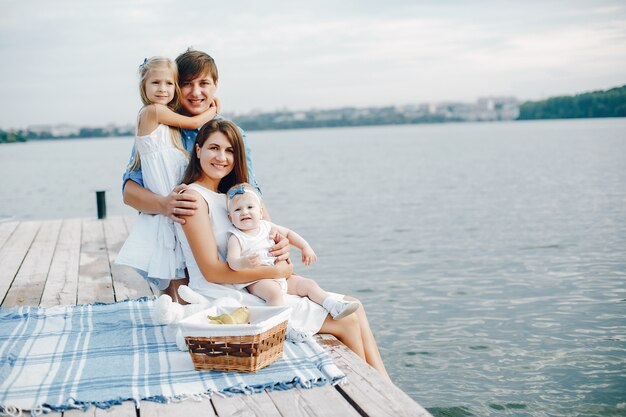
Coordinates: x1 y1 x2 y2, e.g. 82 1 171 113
175 47 219 83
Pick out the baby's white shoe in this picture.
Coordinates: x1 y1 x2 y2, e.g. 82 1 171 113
323 297 360 320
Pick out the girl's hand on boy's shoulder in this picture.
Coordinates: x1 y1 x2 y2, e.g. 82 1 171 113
211 97 221 114
301 245 317 267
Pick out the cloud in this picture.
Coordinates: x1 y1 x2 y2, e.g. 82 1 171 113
219 12 626 108
0 0 625 127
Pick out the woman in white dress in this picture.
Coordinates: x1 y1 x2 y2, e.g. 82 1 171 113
176 119 390 379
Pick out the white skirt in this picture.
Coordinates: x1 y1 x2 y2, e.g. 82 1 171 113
116 213 185 286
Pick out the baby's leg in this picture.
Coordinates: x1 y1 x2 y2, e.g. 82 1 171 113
286 275 328 305
248 280 285 306
288 274 360 320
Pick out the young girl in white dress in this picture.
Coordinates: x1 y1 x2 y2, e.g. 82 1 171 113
116 56 218 299
225 183 360 322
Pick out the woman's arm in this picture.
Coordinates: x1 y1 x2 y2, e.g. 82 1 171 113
182 190 293 284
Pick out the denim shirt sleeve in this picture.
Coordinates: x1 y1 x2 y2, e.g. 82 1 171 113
121 142 144 191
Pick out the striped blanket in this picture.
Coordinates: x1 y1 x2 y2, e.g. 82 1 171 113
0 298 345 414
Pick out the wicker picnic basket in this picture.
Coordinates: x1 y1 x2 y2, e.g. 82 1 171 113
178 305 291 373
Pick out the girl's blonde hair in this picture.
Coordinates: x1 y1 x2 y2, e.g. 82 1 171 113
129 57 188 171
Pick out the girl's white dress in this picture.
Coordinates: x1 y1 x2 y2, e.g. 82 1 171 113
177 183 333 334
116 124 188 289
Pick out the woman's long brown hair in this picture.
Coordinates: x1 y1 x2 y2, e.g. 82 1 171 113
181 119 249 193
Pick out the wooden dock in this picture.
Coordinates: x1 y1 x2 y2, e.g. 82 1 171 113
0 216 432 417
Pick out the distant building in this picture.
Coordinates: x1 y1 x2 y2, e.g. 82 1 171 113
29 124 81 137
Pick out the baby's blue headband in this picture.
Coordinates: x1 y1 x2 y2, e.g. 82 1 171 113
227 184 261 208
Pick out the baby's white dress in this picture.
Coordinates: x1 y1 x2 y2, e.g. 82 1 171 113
116 124 188 289
177 183 333 334
228 220 287 292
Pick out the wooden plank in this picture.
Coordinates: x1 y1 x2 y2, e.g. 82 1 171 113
317 335 432 417
0 221 40 304
40 218 82 307
140 399 217 417
2 220 61 307
267 385 361 417
77 219 115 304
102 216 153 301
0 221 19 249
212 391 282 417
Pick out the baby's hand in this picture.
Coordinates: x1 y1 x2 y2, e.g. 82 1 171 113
244 253 261 268
301 245 317 267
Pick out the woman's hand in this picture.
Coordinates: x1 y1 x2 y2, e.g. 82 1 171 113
274 261 293 278
269 229 291 263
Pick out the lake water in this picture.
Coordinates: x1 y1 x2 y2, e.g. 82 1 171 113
1 119 625 416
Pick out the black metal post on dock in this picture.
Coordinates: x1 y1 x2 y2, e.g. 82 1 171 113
96 191 107 219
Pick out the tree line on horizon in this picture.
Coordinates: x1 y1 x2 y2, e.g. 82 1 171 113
518 85 626 119
0 130 27 144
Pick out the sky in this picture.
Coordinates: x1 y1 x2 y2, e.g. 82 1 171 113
1 0 625 129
